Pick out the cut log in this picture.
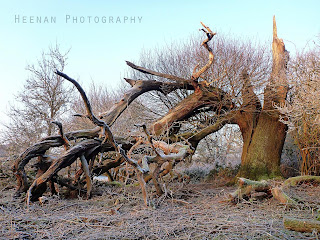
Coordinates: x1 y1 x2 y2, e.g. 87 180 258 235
284 217 320 233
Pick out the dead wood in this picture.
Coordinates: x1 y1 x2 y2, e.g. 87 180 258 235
192 22 215 81
271 187 296 204
230 176 320 206
229 177 295 204
283 175 320 187
12 127 102 196
26 139 102 203
80 155 92 199
126 23 233 137
92 155 125 176
12 139 63 197
51 121 71 150
99 79 194 123
56 71 149 174
284 217 320 233
229 178 271 201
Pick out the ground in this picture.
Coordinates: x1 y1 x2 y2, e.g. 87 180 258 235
0 167 319 240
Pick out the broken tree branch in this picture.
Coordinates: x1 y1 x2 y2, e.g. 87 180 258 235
26 139 101 203
80 155 92 199
126 61 190 84
12 139 63 197
99 79 194 124
51 121 70 150
192 22 216 80
229 178 271 201
55 71 148 174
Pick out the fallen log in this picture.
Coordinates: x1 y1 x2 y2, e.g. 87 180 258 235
284 217 320 233
283 175 320 186
230 176 319 206
229 178 271 201
12 127 101 197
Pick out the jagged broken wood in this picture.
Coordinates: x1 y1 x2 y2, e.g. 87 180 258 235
13 22 222 203
24 71 151 204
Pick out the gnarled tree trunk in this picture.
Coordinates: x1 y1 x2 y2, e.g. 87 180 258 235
237 16 288 179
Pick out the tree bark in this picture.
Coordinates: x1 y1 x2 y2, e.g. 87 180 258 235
238 111 287 179
284 217 320 233
237 16 288 179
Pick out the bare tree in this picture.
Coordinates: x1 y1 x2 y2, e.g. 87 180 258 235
2 45 74 154
276 39 320 175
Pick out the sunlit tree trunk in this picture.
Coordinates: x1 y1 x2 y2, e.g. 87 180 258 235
237 16 288 179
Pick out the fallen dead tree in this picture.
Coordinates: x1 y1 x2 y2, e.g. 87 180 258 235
229 178 272 202
10 66 196 205
10 67 190 204
12 22 215 205
11 18 295 207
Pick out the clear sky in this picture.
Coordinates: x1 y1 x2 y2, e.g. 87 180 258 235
0 0 319 130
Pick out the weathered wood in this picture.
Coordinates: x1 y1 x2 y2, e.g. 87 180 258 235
151 89 227 136
92 155 125 176
229 178 271 201
271 187 296 204
100 79 194 125
56 71 149 174
125 61 189 84
12 139 63 197
237 16 288 179
12 126 103 197
80 155 92 199
192 22 215 80
27 139 101 202
284 217 320 233
51 121 71 150
283 175 320 186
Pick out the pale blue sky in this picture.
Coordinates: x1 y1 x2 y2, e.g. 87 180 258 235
0 0 319 129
